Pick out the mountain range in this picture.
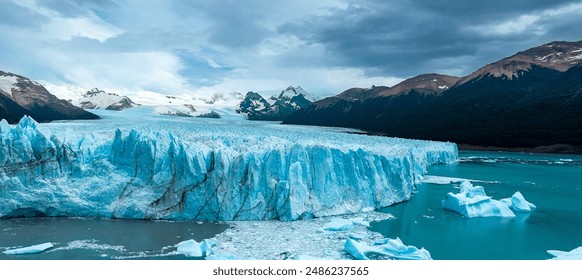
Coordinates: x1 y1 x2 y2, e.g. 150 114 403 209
284 40 582 152
236 86 315 121
75 88 139 111
0 71 98 123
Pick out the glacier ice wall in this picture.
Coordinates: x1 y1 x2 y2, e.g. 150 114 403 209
0 117 457 221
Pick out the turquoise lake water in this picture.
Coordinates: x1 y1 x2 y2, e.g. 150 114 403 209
0 218 227 260
372 150 582 260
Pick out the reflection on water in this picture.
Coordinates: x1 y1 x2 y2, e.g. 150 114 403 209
0 218 228 260
372 151 582 260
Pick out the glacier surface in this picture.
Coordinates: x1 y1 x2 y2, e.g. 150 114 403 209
0 114 457 221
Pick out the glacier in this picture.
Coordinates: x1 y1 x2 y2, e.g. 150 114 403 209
0 115 457 221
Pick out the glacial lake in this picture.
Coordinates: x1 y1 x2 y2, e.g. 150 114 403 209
1 150 581 260
0 218 227 260
372 150 582 260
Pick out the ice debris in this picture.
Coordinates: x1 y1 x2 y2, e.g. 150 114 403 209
2 242 54 255
175 239 216 257
349 217 370 227
500 191 537 212
344 238 431 260
442 181 515 218
547 247 582 260
323 218 354 231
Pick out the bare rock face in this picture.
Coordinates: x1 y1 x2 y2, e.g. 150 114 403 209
0 70 99 123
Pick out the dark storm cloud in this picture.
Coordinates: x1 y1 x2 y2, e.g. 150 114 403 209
173 0 274 49
279 0 582 77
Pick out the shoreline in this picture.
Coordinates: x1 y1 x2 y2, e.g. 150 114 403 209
345 131 582 155
457 144 582 155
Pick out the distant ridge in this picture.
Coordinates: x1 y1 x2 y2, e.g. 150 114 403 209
284 40 582 152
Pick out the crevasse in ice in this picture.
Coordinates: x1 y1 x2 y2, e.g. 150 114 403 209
0 116 457 221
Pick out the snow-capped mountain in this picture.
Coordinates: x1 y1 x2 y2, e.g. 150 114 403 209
0 70 99 123
74 88 139 111
237 86 315 121
285 40 582 151
457 40 582 84
154 103 199 117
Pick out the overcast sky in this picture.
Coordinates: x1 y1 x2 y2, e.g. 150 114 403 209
1 0 582 98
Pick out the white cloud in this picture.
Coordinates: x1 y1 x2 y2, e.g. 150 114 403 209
184 67 403 99
205 58 222 69
257 35 306 57
43 16 124 43
12 0 123 42
48 51 189 93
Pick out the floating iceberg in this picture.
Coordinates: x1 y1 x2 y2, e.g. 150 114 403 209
500 191 537 212
442 181 515 218
175 239 216 257
344 238 431 260
2 242 54 255
548 247 582 260
0 116 457 221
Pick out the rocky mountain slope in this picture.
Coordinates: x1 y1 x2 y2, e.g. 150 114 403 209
284 40 582 151
0 71 99 123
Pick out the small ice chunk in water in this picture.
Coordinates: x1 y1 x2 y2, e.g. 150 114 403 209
2 242 54 255
323 218 354 231
344 238 431 260
500 191 536 212
547 247 582 260
175 239 216 257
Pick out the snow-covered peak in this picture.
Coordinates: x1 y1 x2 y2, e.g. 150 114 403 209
278 86 316 101
83 88 119 98
74 88 137 110
0 74 18 98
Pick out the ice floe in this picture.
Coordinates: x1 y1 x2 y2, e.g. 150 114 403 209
344 238 431 260
548 247 582 260
2 242 53 255
500 191 537 212
175 239 216 257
